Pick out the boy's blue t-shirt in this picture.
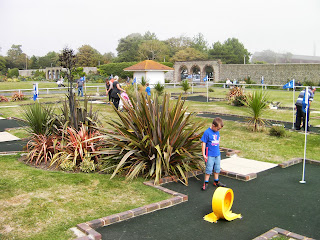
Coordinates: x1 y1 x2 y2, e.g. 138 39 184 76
200 127 220 157
146 86 151 96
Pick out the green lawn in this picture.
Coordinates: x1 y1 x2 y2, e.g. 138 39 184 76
0 155 169 240
0 84 319 239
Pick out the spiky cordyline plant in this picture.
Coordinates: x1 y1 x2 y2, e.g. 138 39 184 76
50 124 102 169
243 90 270 131
180 80 190 93
97 92 205 185
22 102 54 136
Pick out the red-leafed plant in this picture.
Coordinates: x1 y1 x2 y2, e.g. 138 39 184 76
0 95 9 102
50 124 103 172
11 92 26 101
26 134 58 165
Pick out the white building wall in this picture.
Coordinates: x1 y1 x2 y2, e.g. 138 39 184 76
146 71 165 86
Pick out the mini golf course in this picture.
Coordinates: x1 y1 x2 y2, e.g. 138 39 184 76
94 162 319 240
0 118 27 152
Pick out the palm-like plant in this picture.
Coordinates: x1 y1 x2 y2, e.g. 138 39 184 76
97 92 205 185
154 82 165 96
243 90 269 131
22 102 54 135
181 80 190 94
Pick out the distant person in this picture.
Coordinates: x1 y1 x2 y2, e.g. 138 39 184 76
261 76 264 84
201 117 226 190
296 81 302 86
60 77 65 87
226 78 232 88
111 76 126 110
295 86 316 131
145 83 151 96
77 77 85 97
105 78 112 103
56 79 61 87
109 76 114 102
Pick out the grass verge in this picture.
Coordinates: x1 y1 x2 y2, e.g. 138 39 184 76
0 155 169 240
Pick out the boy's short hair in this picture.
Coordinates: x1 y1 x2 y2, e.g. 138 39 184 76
212 117 223 128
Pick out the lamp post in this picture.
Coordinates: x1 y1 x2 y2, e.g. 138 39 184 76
26 55 28 70
244 55 246 64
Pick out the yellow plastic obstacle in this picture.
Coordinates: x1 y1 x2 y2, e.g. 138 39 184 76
203 187 242 223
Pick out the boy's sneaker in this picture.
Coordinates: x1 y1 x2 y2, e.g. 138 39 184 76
201 182 209 191
213 181 226 187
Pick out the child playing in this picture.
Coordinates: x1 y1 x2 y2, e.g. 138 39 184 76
201 117 226 190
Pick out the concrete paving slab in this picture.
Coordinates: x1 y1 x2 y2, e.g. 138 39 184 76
0 105 20 108
90 100 105 104
221 154 277 175
0 132 20 142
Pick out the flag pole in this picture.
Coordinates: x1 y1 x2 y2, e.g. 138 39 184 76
292 79 295 129
300 86 308 184
206 75 209 102
192 78 193 94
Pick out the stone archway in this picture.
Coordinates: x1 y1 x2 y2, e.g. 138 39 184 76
179 65 188 81
45 67 63 80
203 65 214 81
173 61 221 82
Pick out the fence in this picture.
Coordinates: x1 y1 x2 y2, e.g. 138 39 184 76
0 83 306 96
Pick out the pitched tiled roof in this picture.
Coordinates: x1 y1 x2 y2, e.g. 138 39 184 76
123 60 174 71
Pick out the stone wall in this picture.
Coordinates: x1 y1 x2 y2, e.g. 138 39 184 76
220 63 320 85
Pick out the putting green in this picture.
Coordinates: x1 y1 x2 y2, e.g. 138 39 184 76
96 163 320 239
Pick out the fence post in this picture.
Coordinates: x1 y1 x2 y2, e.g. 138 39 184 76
47 88 49 94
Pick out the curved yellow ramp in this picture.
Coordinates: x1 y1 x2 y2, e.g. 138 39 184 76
204 187 242 223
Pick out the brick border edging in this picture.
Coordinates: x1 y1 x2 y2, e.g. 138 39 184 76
73 174 193 240
253 227 315 240
278 157 320 168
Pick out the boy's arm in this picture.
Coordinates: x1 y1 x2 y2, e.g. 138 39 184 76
202 142 207 162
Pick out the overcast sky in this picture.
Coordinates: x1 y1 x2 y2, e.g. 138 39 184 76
1 0 319 57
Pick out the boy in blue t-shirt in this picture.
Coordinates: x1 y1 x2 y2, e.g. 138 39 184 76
201 117 226 190
145 83 151 96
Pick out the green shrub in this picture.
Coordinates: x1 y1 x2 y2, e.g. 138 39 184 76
98 92 205 185
98 62 136 79
22 102 54 135
233 95 246 106
60 159 75 171
269 125 286 137
181 80 190 93
244 90 270 131
209 87 214 92
141 76 147 86
154 82 165 96
7 68 19 78
80 157 96 173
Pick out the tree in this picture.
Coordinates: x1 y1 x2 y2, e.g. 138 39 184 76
208 38 250 64
143 31 158 40
102 52 115 64
164 35 192 59
6 44 27 69
30 55 39 69
172 47 207 62
38 51 59 68
116 33 144 62
0 56 7 74
59 48 77 129
76 45 102 67
251 50 277 63
190 33 208 53
138 40 169 61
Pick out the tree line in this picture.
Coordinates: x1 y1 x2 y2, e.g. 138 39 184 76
0 32 251 74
